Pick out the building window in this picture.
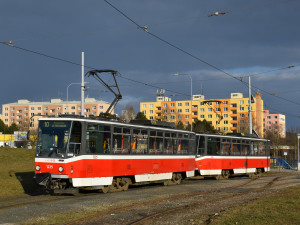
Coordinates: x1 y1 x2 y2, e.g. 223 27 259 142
223 101 228 105
178 115 182 119
11 107 15 111
224 127 228 131
232 110 237 114
185 122 189 125
223 107 228 111
208 108 212 112
185 115 189 119
170 109 174 113
267 116 271 119
37 107 41 110
44 107 48 110
224 120 228 124
208 114 212 118
274 116 278 119
99 106 103 109
24 113 28 116
171 103 175 107
17 110 22 113
142 104 146 108
163 104 167 107
163 116 167 119
185 109 189 113
150 104 153 108
171 116 175 119
231 104 237 108
216 108 220 112
185 102 189 106
239 100 244 104
163 110 168 113
31 113 34 116
11 113 15 116
5 107 8 111
240 114 244 118
216 102 220 105
150 110 153 114
86 109 90 112
200 102 204 105
5 113 8 116
24 107 28 111
240 107 244 111
200 115 204 118
91 106 96 110
71 106 75 110
150 116 153 120
267 121 271 124
200 108 205 112
178 109 182 113
178 103 182 106
143 110 146 114
50 109 55 113
44 113 48 116
224 114 228 118
58 107 61 110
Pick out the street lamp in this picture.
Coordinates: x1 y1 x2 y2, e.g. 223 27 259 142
66 82 88 114
173 73 193 132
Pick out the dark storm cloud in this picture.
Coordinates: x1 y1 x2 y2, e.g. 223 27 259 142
1 0 300 128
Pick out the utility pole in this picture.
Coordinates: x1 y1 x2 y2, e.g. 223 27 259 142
81 52 85 116
248 76 252 135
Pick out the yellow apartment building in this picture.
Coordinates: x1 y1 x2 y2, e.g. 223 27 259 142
140 92 264 137
2 98 111 130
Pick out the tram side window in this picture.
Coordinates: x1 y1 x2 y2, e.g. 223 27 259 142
131 129 148 154
232 139 241 155
164 132 176 154
149 131 163 154
112 127 130 154
178 133 189 155
197 135 205 155
241 140 250 156
207 137 221 155
69 121 82 155
86 124 111 154
248 141 259 155
221 139 231 156
258 142 266 156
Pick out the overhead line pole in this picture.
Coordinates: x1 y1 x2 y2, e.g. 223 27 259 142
81 52 85 116
249 76 252 135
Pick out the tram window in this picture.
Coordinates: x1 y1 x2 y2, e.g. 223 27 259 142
232 139 241 155
241 140 249 156
123 128 130 134
164 137 177 154
149 131 163 154
197 136 205 155
131 130 148 154
155 131 162 137
189 139 195 154
165 132 170 137
221 139 231 156
258 142 266 156
69 121 82 155
207 137 221 155
86 124 111 154
112 127 130 154
178 134 189 155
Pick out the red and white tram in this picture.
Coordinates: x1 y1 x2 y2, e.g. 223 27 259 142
34 117 196 193
34 116 270 193
195 133 270 179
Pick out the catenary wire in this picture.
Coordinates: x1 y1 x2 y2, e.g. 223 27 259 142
104 0 300 107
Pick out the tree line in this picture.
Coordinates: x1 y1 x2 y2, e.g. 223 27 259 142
0 119 19 134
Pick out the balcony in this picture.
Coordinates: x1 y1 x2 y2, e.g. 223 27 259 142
230 120 238 124
230 127 237 131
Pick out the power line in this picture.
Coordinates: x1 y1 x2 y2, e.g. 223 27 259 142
104 0 300 107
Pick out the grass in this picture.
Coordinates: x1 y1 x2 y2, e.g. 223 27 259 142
212 185 300 225
0 147 36 197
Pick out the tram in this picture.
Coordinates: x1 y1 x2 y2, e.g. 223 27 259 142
34 116 196 193
195 133 270 179
34 116 270 193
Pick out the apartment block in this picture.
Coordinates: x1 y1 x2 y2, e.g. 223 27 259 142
140 92 264 137
263 110 286 138
2 98 111 130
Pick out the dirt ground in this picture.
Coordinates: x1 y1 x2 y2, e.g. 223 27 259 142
0 170 299 224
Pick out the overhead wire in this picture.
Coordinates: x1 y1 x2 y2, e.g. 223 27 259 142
104 0 300 107
0 0 295 44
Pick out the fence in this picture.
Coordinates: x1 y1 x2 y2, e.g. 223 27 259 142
271 157 298 170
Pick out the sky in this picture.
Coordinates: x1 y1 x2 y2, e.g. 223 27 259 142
1 0 300 129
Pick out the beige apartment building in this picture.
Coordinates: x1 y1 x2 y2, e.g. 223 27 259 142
140 92 264 137
2 98 111 130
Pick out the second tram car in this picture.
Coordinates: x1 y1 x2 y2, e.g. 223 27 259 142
195 133 270 179
34 116 270 193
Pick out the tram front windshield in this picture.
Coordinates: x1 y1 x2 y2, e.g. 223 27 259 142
36 121 71 157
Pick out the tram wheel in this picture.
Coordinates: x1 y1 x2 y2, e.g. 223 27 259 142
222 170 230 179
119 177 131 191
255 168 262 177
102 185 109 194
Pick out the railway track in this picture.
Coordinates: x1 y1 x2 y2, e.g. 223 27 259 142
61 174 300 225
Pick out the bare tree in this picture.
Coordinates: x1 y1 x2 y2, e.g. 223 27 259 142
120 104 136 123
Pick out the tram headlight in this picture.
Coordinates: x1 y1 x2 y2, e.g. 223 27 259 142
36 165 41 171
59 166 64 173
